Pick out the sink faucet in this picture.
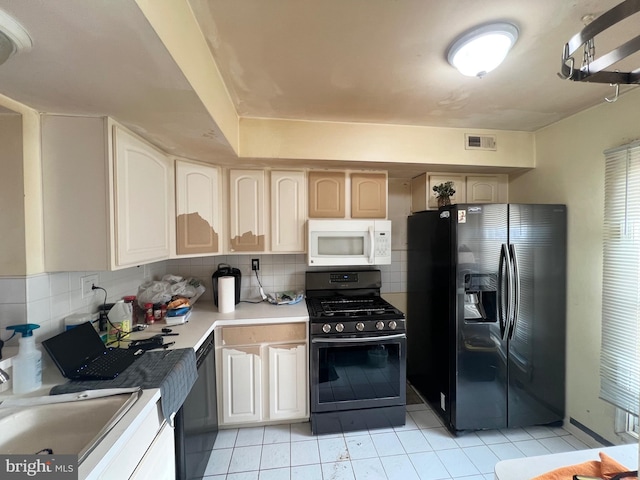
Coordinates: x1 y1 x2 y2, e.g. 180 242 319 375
0 367 9 384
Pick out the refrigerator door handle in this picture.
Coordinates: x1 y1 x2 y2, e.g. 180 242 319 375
498 243 511 341
508 243 520 340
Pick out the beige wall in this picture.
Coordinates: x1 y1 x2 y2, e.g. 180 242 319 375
240 117 535 169
0 113 26 275
0 95 43 276
510 86 640 444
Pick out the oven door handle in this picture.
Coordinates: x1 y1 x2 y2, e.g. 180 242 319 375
312 333 406 344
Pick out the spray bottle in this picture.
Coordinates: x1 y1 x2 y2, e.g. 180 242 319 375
6 324 41 394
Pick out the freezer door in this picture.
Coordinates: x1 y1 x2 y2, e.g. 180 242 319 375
453 204 509 431
507 204 566 427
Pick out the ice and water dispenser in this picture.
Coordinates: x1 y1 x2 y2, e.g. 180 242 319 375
463 273 497 322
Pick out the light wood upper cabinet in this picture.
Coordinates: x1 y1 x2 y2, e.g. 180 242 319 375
271 170 306 252
351 172 387 218
308 171 346 218
228 169 266 252
113 126 173 267
42 116 174 271
175 160 222 256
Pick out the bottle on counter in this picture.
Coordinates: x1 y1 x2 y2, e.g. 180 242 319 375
153 303 162 322
145 303 154 324
5 323 42 394
123 295 138 326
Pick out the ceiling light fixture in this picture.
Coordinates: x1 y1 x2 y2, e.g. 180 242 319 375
0 9 32 67
447 22 519 78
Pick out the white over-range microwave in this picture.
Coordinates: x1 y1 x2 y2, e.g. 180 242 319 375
307 219 392 266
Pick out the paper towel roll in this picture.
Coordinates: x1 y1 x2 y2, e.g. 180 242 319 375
218 276 236 313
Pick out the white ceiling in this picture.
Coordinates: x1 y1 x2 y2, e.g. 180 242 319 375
0 0 638 177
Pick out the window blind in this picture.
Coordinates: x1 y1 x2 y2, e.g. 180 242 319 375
601 140 640 415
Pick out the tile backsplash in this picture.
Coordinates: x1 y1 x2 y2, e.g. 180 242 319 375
0 251 406 347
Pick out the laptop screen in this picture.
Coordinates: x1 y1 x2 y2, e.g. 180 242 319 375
42 321 106 377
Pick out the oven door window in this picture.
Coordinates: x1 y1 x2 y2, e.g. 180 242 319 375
312 338 405 412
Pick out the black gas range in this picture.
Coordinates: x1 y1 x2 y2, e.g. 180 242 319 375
305 270 407 435
306 270 406 334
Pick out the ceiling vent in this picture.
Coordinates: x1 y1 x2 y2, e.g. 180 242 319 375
0 9 32 66
465 133 497 151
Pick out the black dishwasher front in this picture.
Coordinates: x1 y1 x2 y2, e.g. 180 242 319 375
175 330 218 479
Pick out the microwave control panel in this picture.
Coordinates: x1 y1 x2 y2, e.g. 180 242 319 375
374 231 392 260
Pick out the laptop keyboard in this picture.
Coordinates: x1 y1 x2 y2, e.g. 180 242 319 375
76 348 139 379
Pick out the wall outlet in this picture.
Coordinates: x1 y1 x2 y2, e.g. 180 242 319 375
440 392 446 411
81 274 99 298
251 259 260 271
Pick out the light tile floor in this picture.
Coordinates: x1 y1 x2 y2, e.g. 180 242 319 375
195 402 594 480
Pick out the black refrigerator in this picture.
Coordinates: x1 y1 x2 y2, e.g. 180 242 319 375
407 204 566 433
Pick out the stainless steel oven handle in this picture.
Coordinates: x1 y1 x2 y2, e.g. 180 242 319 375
312 333 406 344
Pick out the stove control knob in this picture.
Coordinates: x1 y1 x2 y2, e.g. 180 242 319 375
388 320 397 330
356 322 365 332
375 321 385 330
335 323 344 333
322 324 331 333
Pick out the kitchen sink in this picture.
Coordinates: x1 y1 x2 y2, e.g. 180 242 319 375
0 388 141 463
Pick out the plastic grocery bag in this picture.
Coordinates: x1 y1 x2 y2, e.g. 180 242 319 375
137 276 205 308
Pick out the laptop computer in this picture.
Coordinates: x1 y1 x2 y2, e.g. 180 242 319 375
42 321 144 380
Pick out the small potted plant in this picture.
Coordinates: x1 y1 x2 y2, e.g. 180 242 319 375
432 181 455 207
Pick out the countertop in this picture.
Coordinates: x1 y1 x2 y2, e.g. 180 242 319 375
0 299 310 480
494 443 638 480
129 300 310 351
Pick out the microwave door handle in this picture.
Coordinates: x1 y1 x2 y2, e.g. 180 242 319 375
368 226 375 263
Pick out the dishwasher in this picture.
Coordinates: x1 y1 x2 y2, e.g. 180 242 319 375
174 330 218 480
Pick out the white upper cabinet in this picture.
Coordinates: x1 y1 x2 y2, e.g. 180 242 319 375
426 174 466 209
228 169 266 252
113 126 173 267
270 170 306 252
42 115 174 271
465 175 500 203
175 160 222 256
411 172 508 212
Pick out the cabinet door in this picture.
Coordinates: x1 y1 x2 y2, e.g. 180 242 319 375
113 125 173 267
308 171 346 218
271 170 306 252
427 174 466 209
268 344 307 420
351 172 387 218
221 347 262 424
129 422 175 480
175 160 221 256
466 175 499 203
229 170 265 252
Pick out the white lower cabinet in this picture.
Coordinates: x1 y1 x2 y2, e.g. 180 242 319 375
96 400 172 479
221 346 262 424
268 344 307 420
129 422 175 479
217 323 308 427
